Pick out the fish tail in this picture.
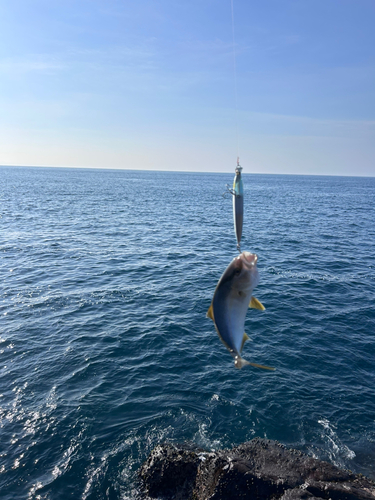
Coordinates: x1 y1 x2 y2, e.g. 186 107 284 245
234 356 275 371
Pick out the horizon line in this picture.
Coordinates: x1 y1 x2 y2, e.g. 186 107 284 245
0 163 373 178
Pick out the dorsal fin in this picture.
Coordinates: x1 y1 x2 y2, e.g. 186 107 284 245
206 303 214 321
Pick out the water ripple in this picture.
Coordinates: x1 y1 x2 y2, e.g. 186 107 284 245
1 168 375 499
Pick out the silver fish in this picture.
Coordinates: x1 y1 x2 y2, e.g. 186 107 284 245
232 164 243 251
207 252 274 370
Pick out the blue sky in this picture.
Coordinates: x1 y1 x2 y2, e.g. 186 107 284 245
0 0 374 175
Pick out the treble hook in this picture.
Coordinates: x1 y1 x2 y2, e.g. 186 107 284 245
222 183 236 198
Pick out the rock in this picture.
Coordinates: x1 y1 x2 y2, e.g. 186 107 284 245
279 490 321 499
139 443 202 500
139 438 375 500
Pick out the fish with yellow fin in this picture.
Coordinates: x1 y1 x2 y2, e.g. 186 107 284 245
207 251 274 370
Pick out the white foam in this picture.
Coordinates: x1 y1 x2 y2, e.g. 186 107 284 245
318 418 356 465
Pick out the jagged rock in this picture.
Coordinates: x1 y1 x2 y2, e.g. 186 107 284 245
139 438 375 500
139 443 202 500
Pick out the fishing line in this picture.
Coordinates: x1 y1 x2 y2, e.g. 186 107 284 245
231 0 240 161
222 1 244 253
229 0 244 254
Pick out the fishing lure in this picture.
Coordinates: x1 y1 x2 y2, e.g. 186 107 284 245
224 159 243 252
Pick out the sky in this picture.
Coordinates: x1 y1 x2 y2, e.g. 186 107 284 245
0 0 374 175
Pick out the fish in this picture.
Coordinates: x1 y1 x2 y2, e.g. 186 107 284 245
232 164 243 251
207 251 275 370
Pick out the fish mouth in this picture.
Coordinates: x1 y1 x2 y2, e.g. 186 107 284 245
241 252 258 268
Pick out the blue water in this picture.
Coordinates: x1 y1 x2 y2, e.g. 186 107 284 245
1 166 374 499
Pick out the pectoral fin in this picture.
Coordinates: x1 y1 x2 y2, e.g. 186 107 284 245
206 303 214 321
249 297 265 311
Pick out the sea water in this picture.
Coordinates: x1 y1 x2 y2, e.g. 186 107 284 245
1 166 374 499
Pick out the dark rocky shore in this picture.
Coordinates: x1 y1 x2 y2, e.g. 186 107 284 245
139 438 375 499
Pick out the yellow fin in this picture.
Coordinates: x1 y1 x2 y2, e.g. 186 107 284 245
240 333 250 352
249 297 266 311
248 362 275 371
206 303 214 321
235 357 275 370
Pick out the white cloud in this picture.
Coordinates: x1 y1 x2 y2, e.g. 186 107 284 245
0 56 65 74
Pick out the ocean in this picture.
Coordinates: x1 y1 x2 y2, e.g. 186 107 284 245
1 166 374 499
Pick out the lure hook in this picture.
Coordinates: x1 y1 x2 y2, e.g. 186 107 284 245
222 183 235 198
